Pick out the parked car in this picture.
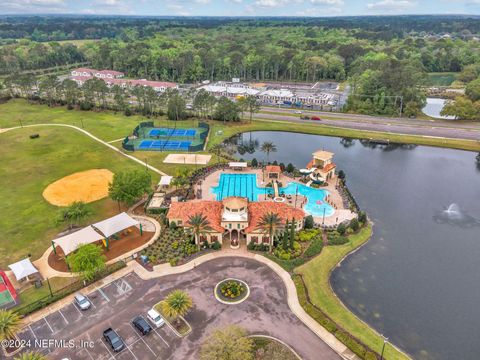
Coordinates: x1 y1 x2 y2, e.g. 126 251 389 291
103 328 125 352
311 116 321 121
294 110 302 114
132 315 152 335
74 294 91 310
146 309 165 328
300 115 310 120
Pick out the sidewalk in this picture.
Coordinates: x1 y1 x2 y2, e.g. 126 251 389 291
23 247 357 360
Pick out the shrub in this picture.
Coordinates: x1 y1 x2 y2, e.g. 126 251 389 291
297 229 318 242
358 211 367 224
251 158 258 167
211 241 221 250
169 221 177 230
328 235 349 246
338 170 346 180
286 163 295 173
67 104 74 110
79 102 93 111
350 218 360 232
304 237 323 258
124 108 132 116
304 215 314 229
337 223 347 235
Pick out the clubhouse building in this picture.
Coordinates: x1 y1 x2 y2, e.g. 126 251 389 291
167 196 305 248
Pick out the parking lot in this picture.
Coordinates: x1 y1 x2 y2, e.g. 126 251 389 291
16 258 340 360
17 272 177 360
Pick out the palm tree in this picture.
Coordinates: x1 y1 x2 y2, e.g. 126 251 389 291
160 289 193 325
14 351 47 360
187 213 212 250
0 310 21 341
256 212 282 253
57 201 91 229
260 141 277 164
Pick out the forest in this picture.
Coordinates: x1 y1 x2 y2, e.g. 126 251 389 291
1 15 480 116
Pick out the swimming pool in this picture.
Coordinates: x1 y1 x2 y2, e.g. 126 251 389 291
211 173 334 217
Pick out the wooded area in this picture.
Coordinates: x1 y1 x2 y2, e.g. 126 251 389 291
1 15 479 116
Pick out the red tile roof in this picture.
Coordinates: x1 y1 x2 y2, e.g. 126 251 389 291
322 163 336 172
167 201 224 232
266 165 281 173
245 202 305 233
306 159 315 169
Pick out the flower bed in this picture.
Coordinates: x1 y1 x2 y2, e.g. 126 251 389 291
214 278 250 305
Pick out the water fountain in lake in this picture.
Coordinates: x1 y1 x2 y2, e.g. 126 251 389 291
433 203 480 227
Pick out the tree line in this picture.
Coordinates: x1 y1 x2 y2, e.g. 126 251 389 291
1 73 259 122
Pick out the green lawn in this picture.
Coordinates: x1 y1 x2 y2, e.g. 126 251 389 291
0 126 156 267
295 226 409 360
18 276 79 305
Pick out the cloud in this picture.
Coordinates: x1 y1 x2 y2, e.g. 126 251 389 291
166 3 191 16
367 0 417 12
309 0 344 5
0 0 66 13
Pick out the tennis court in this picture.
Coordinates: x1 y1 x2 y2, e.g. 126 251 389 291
0 272 17 309
138 140 192 151
149 128 196 137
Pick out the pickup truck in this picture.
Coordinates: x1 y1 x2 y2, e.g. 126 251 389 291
103 328 125 352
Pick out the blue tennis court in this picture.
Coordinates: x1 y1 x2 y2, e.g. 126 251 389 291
138 140 192 151
149 128 196 137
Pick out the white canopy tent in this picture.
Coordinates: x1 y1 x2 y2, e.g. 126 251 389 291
92 212 139 238
158 175 173 187
52 226 104 256
8 258 39 281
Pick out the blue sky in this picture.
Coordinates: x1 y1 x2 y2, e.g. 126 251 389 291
0 0 480 16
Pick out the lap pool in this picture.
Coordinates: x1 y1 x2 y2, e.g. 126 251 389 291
210 173 334 217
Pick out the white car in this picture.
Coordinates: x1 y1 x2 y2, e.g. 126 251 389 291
294 110 302 114
74 294 91 310
147 309 165 328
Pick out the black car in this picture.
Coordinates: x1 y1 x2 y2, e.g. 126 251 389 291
103 328 125 352
132 315 152 335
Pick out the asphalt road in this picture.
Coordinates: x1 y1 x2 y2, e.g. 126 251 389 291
17 258 340 360
259 107 480 141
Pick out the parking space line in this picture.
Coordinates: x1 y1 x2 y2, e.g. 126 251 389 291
27 325 37 340
98 288 110 302
85 295 96 309
78 348 94 360
43 317 54 333
128 323 157 357
100 339 115 360
126 344 139 360
152 328 170 348
58 309 69 325
72 302 84 315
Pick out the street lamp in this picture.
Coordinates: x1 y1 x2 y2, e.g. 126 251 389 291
380 335 388 360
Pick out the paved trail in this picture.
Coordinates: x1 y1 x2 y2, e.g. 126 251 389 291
1 123 167 175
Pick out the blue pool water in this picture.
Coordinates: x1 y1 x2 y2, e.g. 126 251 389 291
211 173 334 217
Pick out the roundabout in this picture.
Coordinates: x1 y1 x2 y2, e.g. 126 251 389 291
214 278 250 305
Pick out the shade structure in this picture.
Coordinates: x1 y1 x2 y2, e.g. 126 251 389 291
53 226 105 256
92 212 139 238
229 162 248 168
8 258 39 281
158 175 173 186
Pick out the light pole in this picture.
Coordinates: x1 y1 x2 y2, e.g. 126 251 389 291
380 336 388 360
145 158 148 171
322 207 326 225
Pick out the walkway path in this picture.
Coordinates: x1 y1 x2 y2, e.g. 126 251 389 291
0 124 167 175
23 246 359 360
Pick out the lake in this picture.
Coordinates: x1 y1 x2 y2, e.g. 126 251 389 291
422 98 455 119
230 131 480 360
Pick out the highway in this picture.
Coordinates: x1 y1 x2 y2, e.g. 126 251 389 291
257 107 480 142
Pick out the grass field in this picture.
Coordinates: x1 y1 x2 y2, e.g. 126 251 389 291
0 126 155 268
295 226 409 360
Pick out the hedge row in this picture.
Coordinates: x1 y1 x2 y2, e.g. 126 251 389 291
293 275 379 360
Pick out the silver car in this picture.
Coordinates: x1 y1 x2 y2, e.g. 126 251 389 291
74 294 91 310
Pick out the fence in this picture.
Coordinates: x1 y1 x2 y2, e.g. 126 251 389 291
14 261 126 317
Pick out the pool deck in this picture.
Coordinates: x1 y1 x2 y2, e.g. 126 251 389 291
196 168 355 226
